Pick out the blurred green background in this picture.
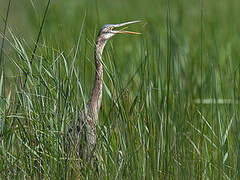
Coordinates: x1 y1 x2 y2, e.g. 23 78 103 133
1 0 240 85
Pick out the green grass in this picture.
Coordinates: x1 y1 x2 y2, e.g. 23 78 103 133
1 0 240 179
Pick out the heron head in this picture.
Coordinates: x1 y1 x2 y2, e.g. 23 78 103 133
97 20 141 41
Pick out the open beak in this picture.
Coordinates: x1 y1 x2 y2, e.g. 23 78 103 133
112 20 141 35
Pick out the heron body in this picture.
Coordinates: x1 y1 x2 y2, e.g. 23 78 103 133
69 20 140 162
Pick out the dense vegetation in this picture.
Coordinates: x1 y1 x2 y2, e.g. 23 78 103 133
1 0 240 179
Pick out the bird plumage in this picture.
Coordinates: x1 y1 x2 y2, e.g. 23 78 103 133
68 20 140 163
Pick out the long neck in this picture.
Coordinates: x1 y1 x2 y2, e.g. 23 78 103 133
87 38 107 121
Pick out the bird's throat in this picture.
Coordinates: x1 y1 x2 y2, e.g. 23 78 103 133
88 42 105 121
